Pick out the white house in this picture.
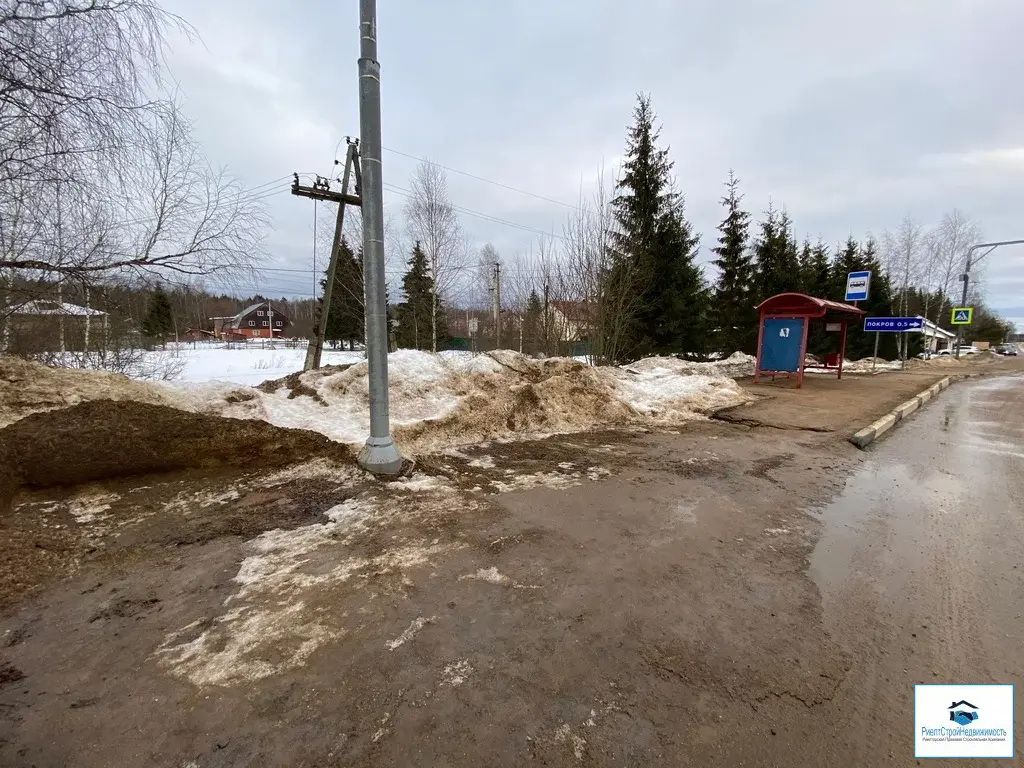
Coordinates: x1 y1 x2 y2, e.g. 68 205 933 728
913 317 956 353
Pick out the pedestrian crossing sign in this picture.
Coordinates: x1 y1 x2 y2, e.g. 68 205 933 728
950 307 973 325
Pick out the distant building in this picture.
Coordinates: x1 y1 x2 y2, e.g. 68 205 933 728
913 317 956 354
551 301 595 342
5 300 109 354
12 300 107 319
211 302 291 340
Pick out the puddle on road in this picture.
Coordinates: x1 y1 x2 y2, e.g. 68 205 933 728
810 374 1021 619
808 460 904 606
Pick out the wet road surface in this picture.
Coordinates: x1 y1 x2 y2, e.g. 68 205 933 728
804 374 1024 765
2 375 1022 766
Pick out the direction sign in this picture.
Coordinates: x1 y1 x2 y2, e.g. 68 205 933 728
951 307 974 325
864 316 924 333
845 270 871 302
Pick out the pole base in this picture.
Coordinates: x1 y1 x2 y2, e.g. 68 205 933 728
357 435 403 476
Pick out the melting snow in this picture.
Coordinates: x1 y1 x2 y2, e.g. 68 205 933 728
440 659 473 687
67 490 119 525
154 498 452 687
386 616 437 650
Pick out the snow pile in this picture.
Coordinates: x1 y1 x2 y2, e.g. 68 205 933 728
842 357 903 373
625 351 756 379
168 349 750 451
3 350 752 452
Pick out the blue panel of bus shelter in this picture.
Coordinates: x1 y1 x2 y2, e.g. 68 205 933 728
760 318 805 372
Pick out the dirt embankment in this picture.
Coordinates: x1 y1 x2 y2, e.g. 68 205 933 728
0 356 178 429
0 400 354 508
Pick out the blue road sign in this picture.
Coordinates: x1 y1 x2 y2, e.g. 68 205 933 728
845 270 871 302
863 316 924 332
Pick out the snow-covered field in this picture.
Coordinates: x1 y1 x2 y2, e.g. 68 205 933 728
154 343 365 386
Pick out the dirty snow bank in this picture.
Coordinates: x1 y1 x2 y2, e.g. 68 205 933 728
837 357 904 373
624 351 756 379
171 349 750 450
2 350 752 451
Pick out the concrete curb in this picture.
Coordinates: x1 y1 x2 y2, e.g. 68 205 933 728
850 373 983 449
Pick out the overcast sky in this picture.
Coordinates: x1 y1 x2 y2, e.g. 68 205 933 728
162 0 1023 329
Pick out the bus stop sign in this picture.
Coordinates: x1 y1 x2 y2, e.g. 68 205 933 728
845 271 871 302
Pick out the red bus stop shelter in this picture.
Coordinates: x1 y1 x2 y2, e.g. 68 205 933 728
754 293 866 388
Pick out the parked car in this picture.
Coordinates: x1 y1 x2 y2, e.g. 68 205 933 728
997 344 1019 356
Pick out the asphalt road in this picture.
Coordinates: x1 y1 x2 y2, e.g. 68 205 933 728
802 373 1024 766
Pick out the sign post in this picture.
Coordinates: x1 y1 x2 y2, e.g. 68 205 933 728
845 271 871 303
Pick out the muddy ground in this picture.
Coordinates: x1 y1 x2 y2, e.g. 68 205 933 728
0 365 1020 766
0 415 861 767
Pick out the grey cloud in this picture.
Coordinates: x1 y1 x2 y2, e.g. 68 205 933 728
161 0 1024 317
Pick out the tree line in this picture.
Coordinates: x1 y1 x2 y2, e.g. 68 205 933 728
360 93 1012 364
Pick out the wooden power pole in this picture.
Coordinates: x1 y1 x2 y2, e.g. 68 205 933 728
493 261 501 350
292 138 362 371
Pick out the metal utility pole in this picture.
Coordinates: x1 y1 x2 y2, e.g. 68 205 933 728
356 0 402 475
955 239 1024 358
291 141 361 371
493 261 501 349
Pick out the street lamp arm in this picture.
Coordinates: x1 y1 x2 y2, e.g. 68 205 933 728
966 239 1024 268
955 238 1024 359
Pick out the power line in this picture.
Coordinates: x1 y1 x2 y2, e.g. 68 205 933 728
382 146 580 211
18 187 293 249
382 182 565 242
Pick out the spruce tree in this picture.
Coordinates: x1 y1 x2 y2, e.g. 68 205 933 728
395 242 440 350
800 239 833 356
829 236 860 300
852 236 900 358
798 238 814 292
141 284 174 343
710 171 755 354
320 237 364 350
778 210 802 293
806 239 832 299
753 203 793 303
609 93 705 358
826 236 898 359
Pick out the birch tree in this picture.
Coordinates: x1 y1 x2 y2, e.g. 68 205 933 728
403 161 465 351
928 210 982 322
561 165 644 365
1 0 266 341
882 216 926 359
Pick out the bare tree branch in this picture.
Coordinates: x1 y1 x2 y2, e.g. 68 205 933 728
403 160 466 351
